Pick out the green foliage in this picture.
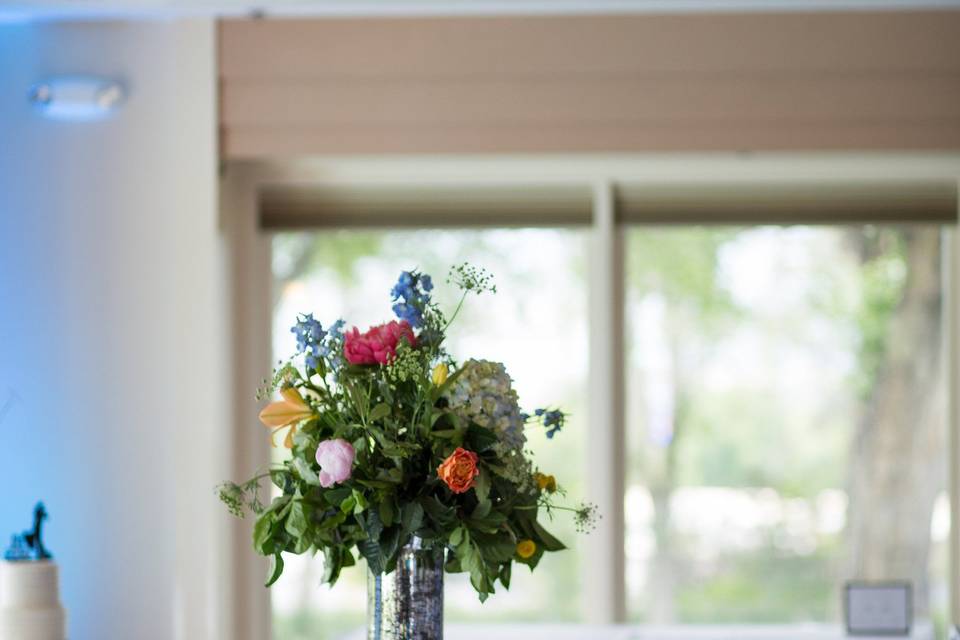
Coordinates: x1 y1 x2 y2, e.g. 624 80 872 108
677 389 848 493
273 232 385 284
220 266 583 600
853 231 908 398
673 544 839 623
627 226 739 322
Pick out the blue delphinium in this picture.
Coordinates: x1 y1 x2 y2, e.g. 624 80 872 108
527 407 565 439
322 319 347 373
291 313 326 370
542 410 565 438
390 270 432 328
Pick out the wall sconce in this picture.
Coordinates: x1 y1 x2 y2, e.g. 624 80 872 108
28 76 126 121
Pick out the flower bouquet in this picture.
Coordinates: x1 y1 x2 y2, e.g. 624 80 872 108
219 265 596 639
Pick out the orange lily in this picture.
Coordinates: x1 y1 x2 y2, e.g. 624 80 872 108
259 386 315 448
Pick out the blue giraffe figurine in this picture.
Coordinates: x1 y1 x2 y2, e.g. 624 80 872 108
3 503 52 562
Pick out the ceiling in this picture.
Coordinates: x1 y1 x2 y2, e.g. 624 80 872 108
3 0 960 20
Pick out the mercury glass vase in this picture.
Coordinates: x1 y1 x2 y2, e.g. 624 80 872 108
367 537 444 640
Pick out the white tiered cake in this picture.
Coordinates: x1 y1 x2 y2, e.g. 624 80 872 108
0 560 66 640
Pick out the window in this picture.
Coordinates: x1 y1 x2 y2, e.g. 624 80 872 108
624 226 949 633
239 166 958 640
270 228 588 640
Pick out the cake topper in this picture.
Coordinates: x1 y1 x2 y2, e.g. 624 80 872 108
4 503 52 562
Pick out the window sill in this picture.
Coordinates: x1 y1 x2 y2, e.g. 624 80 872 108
342 622 934 640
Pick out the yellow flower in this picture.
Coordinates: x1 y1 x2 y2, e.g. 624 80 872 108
432 363 449 386
534 472 557 493
258 386 314 449
516 539 536 559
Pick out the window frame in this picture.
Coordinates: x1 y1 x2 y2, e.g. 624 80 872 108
223 154 960 640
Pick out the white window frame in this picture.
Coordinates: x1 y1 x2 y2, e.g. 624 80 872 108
222 153 960 640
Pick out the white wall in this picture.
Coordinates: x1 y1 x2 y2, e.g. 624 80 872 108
0 19 226 640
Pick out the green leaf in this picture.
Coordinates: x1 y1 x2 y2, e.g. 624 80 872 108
366 425 389 448
465 424 498 453
379 441 420 459
364 509 384 542
475 533 516 563
379 526 401 568
323 487 352 506
466 508 507 533
322 546 343 585
401 502 425 535
253 513 276 555
317 511 346 531
292 534 312 554
271 470 296 494
354 478 395 489
369 403 392 422
277 497 294 520
357 538 383 574
264 495 291 516
444 555 463 573
473 468 490 503
285 501 309 539
531 520 566 552
499 562 512 589
293 457 320 486
387 467 403 483
265 553 284 587
352 489 369 515
339 496 357 514
471 500 492 520
379 499 396 527
470 565 492 598
342 549 356 568
458 541 480 575
449 527 464 546
420 495 456 527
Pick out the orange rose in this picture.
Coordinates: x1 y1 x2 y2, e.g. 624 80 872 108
437 447 480 494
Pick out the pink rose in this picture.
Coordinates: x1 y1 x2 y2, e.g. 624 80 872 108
343 320 416 366
315 438 356 488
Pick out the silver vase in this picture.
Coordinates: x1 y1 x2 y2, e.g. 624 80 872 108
367 537 444 640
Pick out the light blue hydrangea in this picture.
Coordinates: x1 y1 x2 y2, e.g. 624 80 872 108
445 359 526 451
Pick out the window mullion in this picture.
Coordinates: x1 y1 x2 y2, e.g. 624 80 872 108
584 179 627 623
949 219 960 628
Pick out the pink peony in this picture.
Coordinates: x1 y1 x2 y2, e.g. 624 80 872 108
315 438 356 488
343 320 416 366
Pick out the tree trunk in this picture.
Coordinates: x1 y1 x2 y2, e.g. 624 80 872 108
648 440 680 623
648 319 692 623
845 227 945 617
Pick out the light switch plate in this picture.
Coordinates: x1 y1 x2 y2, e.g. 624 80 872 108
845 581 912 636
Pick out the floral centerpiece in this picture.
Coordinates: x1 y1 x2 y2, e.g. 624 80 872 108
219 265 596 639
